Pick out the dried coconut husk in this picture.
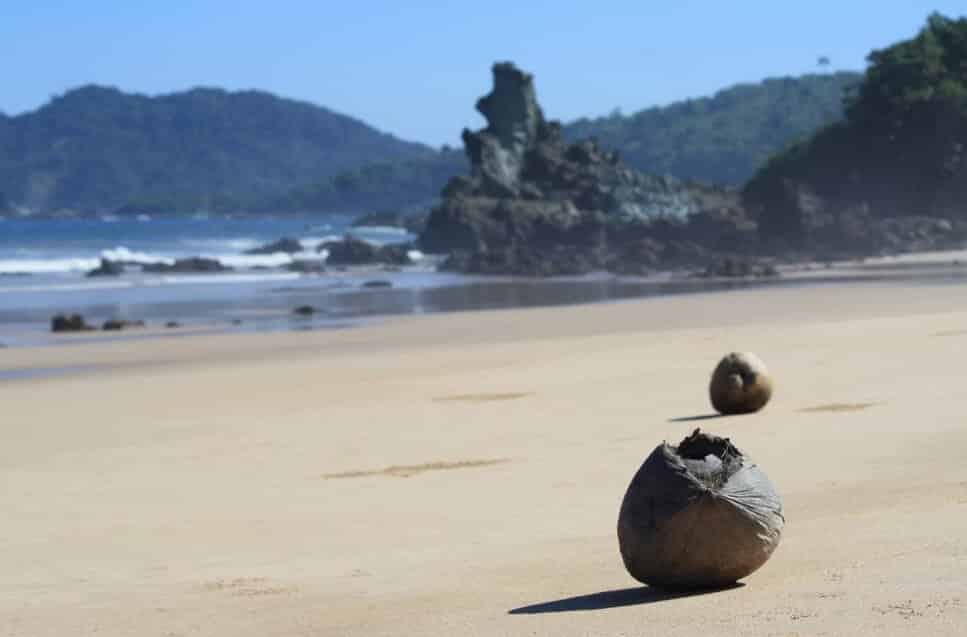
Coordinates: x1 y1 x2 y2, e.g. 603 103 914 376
617 429 784 590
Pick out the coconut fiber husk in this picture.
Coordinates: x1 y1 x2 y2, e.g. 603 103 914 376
617 429 784 590
709 352 773 415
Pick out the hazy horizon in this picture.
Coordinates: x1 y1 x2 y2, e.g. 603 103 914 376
3 2 965 146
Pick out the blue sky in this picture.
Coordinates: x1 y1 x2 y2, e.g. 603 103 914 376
1 2 963 146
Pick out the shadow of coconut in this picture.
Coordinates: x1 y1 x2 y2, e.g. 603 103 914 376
508 583 744 614
667 414 730 423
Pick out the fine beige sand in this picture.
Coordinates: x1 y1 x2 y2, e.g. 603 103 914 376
3 281 967 636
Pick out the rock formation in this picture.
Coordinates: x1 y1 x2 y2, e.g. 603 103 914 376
420 63 746 276
86 258 125 277
321 237 413 266
51 314 95 333
244 237 304 255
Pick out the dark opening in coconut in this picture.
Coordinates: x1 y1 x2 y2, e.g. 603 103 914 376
675 429 742 489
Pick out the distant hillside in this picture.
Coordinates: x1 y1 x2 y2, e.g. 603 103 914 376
564 72 861 185
0 86 436 214
0 73 861 216
260 149 467 214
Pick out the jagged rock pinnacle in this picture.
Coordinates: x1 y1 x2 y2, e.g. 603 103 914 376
461 62 550 197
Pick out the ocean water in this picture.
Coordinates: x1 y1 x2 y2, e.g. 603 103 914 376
0 213 879 348
0 214 435 342
0 213 388 274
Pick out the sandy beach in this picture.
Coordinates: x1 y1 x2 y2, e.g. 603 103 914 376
3 280 967 636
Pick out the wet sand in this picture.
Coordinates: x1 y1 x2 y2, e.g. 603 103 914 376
3 280 967 635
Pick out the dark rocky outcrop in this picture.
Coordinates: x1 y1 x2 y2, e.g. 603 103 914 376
362 280 393 288
287 259 326 273
293 305 316 316
244 237 303 255
142 257 231 273
51 314 95 333
86 258 125 277
744 174 967 259
402 212 429 235
420 63 746 276
321 237 413 266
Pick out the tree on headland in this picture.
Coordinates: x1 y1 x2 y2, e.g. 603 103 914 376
846 13 967 128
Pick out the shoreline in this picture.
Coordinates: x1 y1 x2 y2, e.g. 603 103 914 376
4 269 967 378
2 247 967 351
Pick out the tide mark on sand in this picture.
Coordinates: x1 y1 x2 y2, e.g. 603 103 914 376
434 392 532 403
816 591 846 600
872 598 962 619
323 458 510 480
799 402 880 414
199 577 297 597
934 329 967 337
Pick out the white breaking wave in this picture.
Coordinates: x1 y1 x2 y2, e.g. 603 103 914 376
0 246 178 274
101 246 173 265
0 229 413 276
298 235 342 252
180 237 262 252
141 272 301 286
0 257 101 274
347 226 415 246
212 252 297 269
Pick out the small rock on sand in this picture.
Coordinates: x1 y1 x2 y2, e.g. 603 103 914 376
51 314 96 333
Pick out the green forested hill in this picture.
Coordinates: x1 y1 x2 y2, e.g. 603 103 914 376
564 72 860 185
0 86 436 213
259 149 467 214
0 72 861 215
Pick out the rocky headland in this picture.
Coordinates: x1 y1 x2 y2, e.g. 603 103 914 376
418 63 767 276
742 15 967 260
